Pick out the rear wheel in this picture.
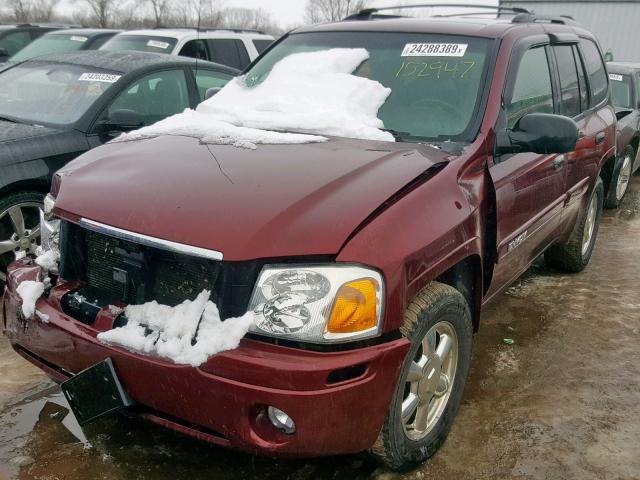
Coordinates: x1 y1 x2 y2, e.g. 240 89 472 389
604 146 633 209
546 177 603 273
371 282 473 472
0 191 44 284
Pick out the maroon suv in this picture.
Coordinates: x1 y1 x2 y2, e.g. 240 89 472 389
2 8 615 471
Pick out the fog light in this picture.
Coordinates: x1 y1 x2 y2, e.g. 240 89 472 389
267 406 296 435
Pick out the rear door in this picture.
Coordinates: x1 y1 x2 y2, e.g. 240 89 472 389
487 40 568 298
557 38 613 232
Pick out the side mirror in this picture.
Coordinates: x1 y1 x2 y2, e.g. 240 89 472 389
97 109 144 133
204 87 221 100
496 113 579 156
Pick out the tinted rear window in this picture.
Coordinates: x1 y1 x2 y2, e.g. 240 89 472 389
208 39 250 70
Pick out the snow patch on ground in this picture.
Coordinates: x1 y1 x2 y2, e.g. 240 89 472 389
115 48 393 149
97 290 253 366
16 281 45 318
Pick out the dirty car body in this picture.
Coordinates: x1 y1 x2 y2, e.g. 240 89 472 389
2 14 616 467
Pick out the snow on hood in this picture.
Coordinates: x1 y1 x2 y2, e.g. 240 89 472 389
114 48 394 149
97 290 254 367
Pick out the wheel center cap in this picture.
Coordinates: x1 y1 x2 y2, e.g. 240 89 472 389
417 358 442 402
19 238 31 251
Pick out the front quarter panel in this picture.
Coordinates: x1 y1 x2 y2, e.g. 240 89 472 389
336 157 484 334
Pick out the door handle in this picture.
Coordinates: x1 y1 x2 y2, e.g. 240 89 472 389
595 131 606 145
553 155 565 170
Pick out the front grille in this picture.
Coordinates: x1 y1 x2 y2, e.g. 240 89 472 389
84 230 219 306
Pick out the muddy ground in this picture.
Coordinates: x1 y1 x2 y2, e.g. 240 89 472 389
1 177 639 480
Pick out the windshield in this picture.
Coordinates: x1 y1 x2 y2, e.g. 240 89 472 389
245 31 492 142
610 73 633 109
100 35 176 54
10 34 90 63
0 62 120 125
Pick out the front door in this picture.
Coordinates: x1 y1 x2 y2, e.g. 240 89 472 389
487 44 567 298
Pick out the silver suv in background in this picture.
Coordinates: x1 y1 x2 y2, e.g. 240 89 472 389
99 28 274 70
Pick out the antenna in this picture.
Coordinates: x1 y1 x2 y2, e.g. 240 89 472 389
195 0 201 83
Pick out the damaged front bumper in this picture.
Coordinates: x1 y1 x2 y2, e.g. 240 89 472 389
2 261 409 457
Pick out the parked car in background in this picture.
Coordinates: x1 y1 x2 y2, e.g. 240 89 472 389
7 29 121 64
99 28 274 70
0 24 68 63
605 62 640 207
2 6 615 472
0 50 238 282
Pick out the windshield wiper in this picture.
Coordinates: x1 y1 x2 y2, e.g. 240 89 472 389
0 115 19 124
381 128 417 141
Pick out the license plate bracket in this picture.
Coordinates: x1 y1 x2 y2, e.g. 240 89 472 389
61 358 133 426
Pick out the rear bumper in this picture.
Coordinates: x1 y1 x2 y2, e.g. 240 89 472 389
2 265 409 457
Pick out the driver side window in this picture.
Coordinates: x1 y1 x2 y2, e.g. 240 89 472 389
103 69 190 128
507 47 554 128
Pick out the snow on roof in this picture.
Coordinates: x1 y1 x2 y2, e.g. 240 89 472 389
115 48 394 149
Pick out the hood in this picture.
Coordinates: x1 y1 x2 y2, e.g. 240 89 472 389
56 136 449 260
0 120 88 168
0 120 61 143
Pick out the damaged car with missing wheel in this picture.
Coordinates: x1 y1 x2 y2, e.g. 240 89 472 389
2 5 616 472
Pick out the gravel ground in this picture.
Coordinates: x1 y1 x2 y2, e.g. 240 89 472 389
1 177 639 480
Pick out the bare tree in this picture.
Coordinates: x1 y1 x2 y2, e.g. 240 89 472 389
305 0 368 24
80 0 121 27
221 7 280 33
7 0 31 22
147 0 168 27
30 0 60 22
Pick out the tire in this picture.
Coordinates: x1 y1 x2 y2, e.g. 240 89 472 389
371 282 473 472
0 190 44 284
604 146 634 209
545 177 603 273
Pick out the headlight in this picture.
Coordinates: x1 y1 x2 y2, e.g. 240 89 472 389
248 265 384 343
39 194 60 254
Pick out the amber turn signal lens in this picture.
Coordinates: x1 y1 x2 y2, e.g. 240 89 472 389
326 278 379 334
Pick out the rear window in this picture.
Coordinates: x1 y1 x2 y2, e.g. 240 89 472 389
553 45 581 117
100 35 177 54
580 39 608 107
252 39 273 55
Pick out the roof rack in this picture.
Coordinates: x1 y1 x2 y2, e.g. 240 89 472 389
511 13 578 25
344 4 531 21
152 26 267 34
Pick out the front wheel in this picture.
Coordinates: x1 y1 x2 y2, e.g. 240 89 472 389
546 177 603 273
371 282 473 472
0 191 44 284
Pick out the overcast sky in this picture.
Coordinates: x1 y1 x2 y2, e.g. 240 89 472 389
225 0 500 28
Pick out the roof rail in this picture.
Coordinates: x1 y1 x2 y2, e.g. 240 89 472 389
152 26 266 34
511 13 579 25
344 4 531 21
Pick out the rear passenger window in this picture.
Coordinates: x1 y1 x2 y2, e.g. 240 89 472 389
208 39 250 70
507 47 554 127
252 39 273 55
553 45 580 117
575 46 589 112
580 39 608 107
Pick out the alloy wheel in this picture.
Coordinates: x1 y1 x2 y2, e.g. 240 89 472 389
401 321 458 441
581 193 598 257
616 153 633 202
0 202 42 282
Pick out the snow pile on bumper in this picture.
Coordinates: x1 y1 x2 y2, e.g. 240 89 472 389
115 48 394 149
97 290 254 367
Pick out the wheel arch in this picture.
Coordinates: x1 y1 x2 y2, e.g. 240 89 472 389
0 178 50 200
434 255 483 332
